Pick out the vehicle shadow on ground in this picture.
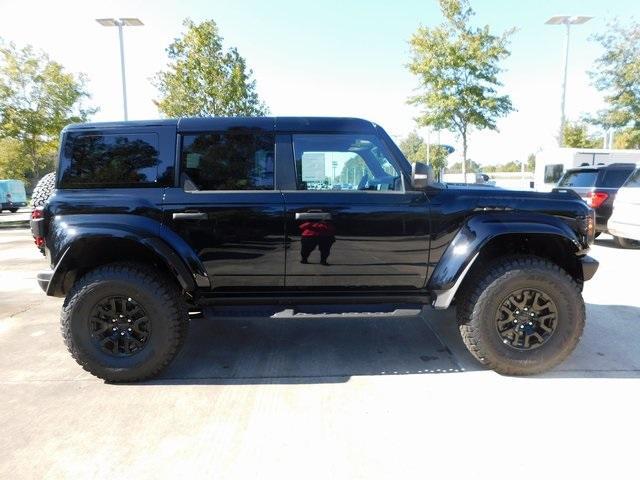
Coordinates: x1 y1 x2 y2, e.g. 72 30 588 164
151 306 468 385
595 236 623 249
146 302 640 385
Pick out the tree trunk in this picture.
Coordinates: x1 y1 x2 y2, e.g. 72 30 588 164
462 132 468 183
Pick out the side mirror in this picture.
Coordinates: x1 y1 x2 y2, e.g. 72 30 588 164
411 162 434 189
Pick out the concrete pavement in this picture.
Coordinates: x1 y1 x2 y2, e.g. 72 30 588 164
1 228 639 479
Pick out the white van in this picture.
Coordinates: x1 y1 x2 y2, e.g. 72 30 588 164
534 148 640 191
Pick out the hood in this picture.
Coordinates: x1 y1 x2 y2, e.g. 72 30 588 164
434 186 591 219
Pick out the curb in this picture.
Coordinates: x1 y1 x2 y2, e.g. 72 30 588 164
0 220 29 229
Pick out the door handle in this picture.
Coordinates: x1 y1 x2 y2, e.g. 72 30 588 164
295 212 332 221
173 212 207 220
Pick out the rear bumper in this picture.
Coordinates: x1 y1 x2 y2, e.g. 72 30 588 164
580 255 599 282
36 270 53 293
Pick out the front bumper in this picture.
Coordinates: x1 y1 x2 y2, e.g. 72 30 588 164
608 220 640 242
581 255 599 282
1 202 26 210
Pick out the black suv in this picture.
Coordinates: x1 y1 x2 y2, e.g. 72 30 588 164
556 163 635 234
31 117 598 382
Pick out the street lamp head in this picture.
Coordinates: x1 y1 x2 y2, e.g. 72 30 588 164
95 17 144 27
120 18 144 26
96 18 118 27
545 15 593 25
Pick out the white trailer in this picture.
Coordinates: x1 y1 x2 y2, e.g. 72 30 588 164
534 147 640 191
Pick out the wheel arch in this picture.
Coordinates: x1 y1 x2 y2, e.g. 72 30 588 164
428 213 585 309
47 235 200 298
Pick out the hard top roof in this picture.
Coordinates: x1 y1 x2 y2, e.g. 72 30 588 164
63 117 378 134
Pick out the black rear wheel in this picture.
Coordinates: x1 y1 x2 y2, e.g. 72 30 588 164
61 263 189 382
456 255 584 375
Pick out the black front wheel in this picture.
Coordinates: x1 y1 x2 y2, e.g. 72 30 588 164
61 263 189 382
456 255 585 376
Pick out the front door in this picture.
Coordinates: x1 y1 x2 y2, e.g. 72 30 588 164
281 133 430 291
163 127 285 291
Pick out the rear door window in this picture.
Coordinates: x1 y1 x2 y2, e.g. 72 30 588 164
623 169 640 188
600 168 634 188
558 170 598 188
60 132 160 188
181 132 275 191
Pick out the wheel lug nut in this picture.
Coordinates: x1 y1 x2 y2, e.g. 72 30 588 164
112 327 117 331
128 328 132 331
127 319 131 323
119 315 123 318
120 332 125 336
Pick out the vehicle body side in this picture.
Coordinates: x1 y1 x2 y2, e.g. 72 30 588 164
36 117 596 310
608 166 640 242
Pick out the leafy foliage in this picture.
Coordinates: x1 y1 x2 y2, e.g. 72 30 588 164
562 122 601 148
588 19 640 147
613 127 640 149
0 40 94 186
407 0 514 177
398 131 449 172
154 19 268 117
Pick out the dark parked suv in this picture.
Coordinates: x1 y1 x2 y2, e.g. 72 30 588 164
556 163 635 234
31 117 598 382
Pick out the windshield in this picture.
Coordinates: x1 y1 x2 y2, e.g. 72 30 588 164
558 170 598 188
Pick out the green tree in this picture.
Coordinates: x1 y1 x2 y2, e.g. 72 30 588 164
407 0 514 180
613 128 640 149
154 19 268 117
0 41 94 186
398 131 449 173
589 20 640 146
0 137 27 180
526 153 535 172
448 159 481 173
562 122 601 148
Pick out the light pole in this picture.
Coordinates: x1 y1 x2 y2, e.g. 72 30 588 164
545 15 592 145
96 18 144 121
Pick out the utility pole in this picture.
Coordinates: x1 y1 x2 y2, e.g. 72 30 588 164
96 18 144 121
545 15 593 145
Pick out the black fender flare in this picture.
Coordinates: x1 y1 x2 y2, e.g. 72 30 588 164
427 212 583 309
45 214 209 296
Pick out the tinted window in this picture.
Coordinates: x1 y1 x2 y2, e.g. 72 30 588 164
558 170 598 188
600 168 633 188
61 133 160 188
623 168 640 188
544 164 564 184
181 132 274 190
292 134 402 191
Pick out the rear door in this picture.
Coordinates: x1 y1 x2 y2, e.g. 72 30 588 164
279 132 430 291
162 121 285 291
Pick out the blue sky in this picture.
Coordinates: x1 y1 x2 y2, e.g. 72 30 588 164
0 0 638 164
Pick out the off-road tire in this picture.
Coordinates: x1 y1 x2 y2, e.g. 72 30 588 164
61 263 189 382
456 255 585 376
31 172 56 208
613 235 640 249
